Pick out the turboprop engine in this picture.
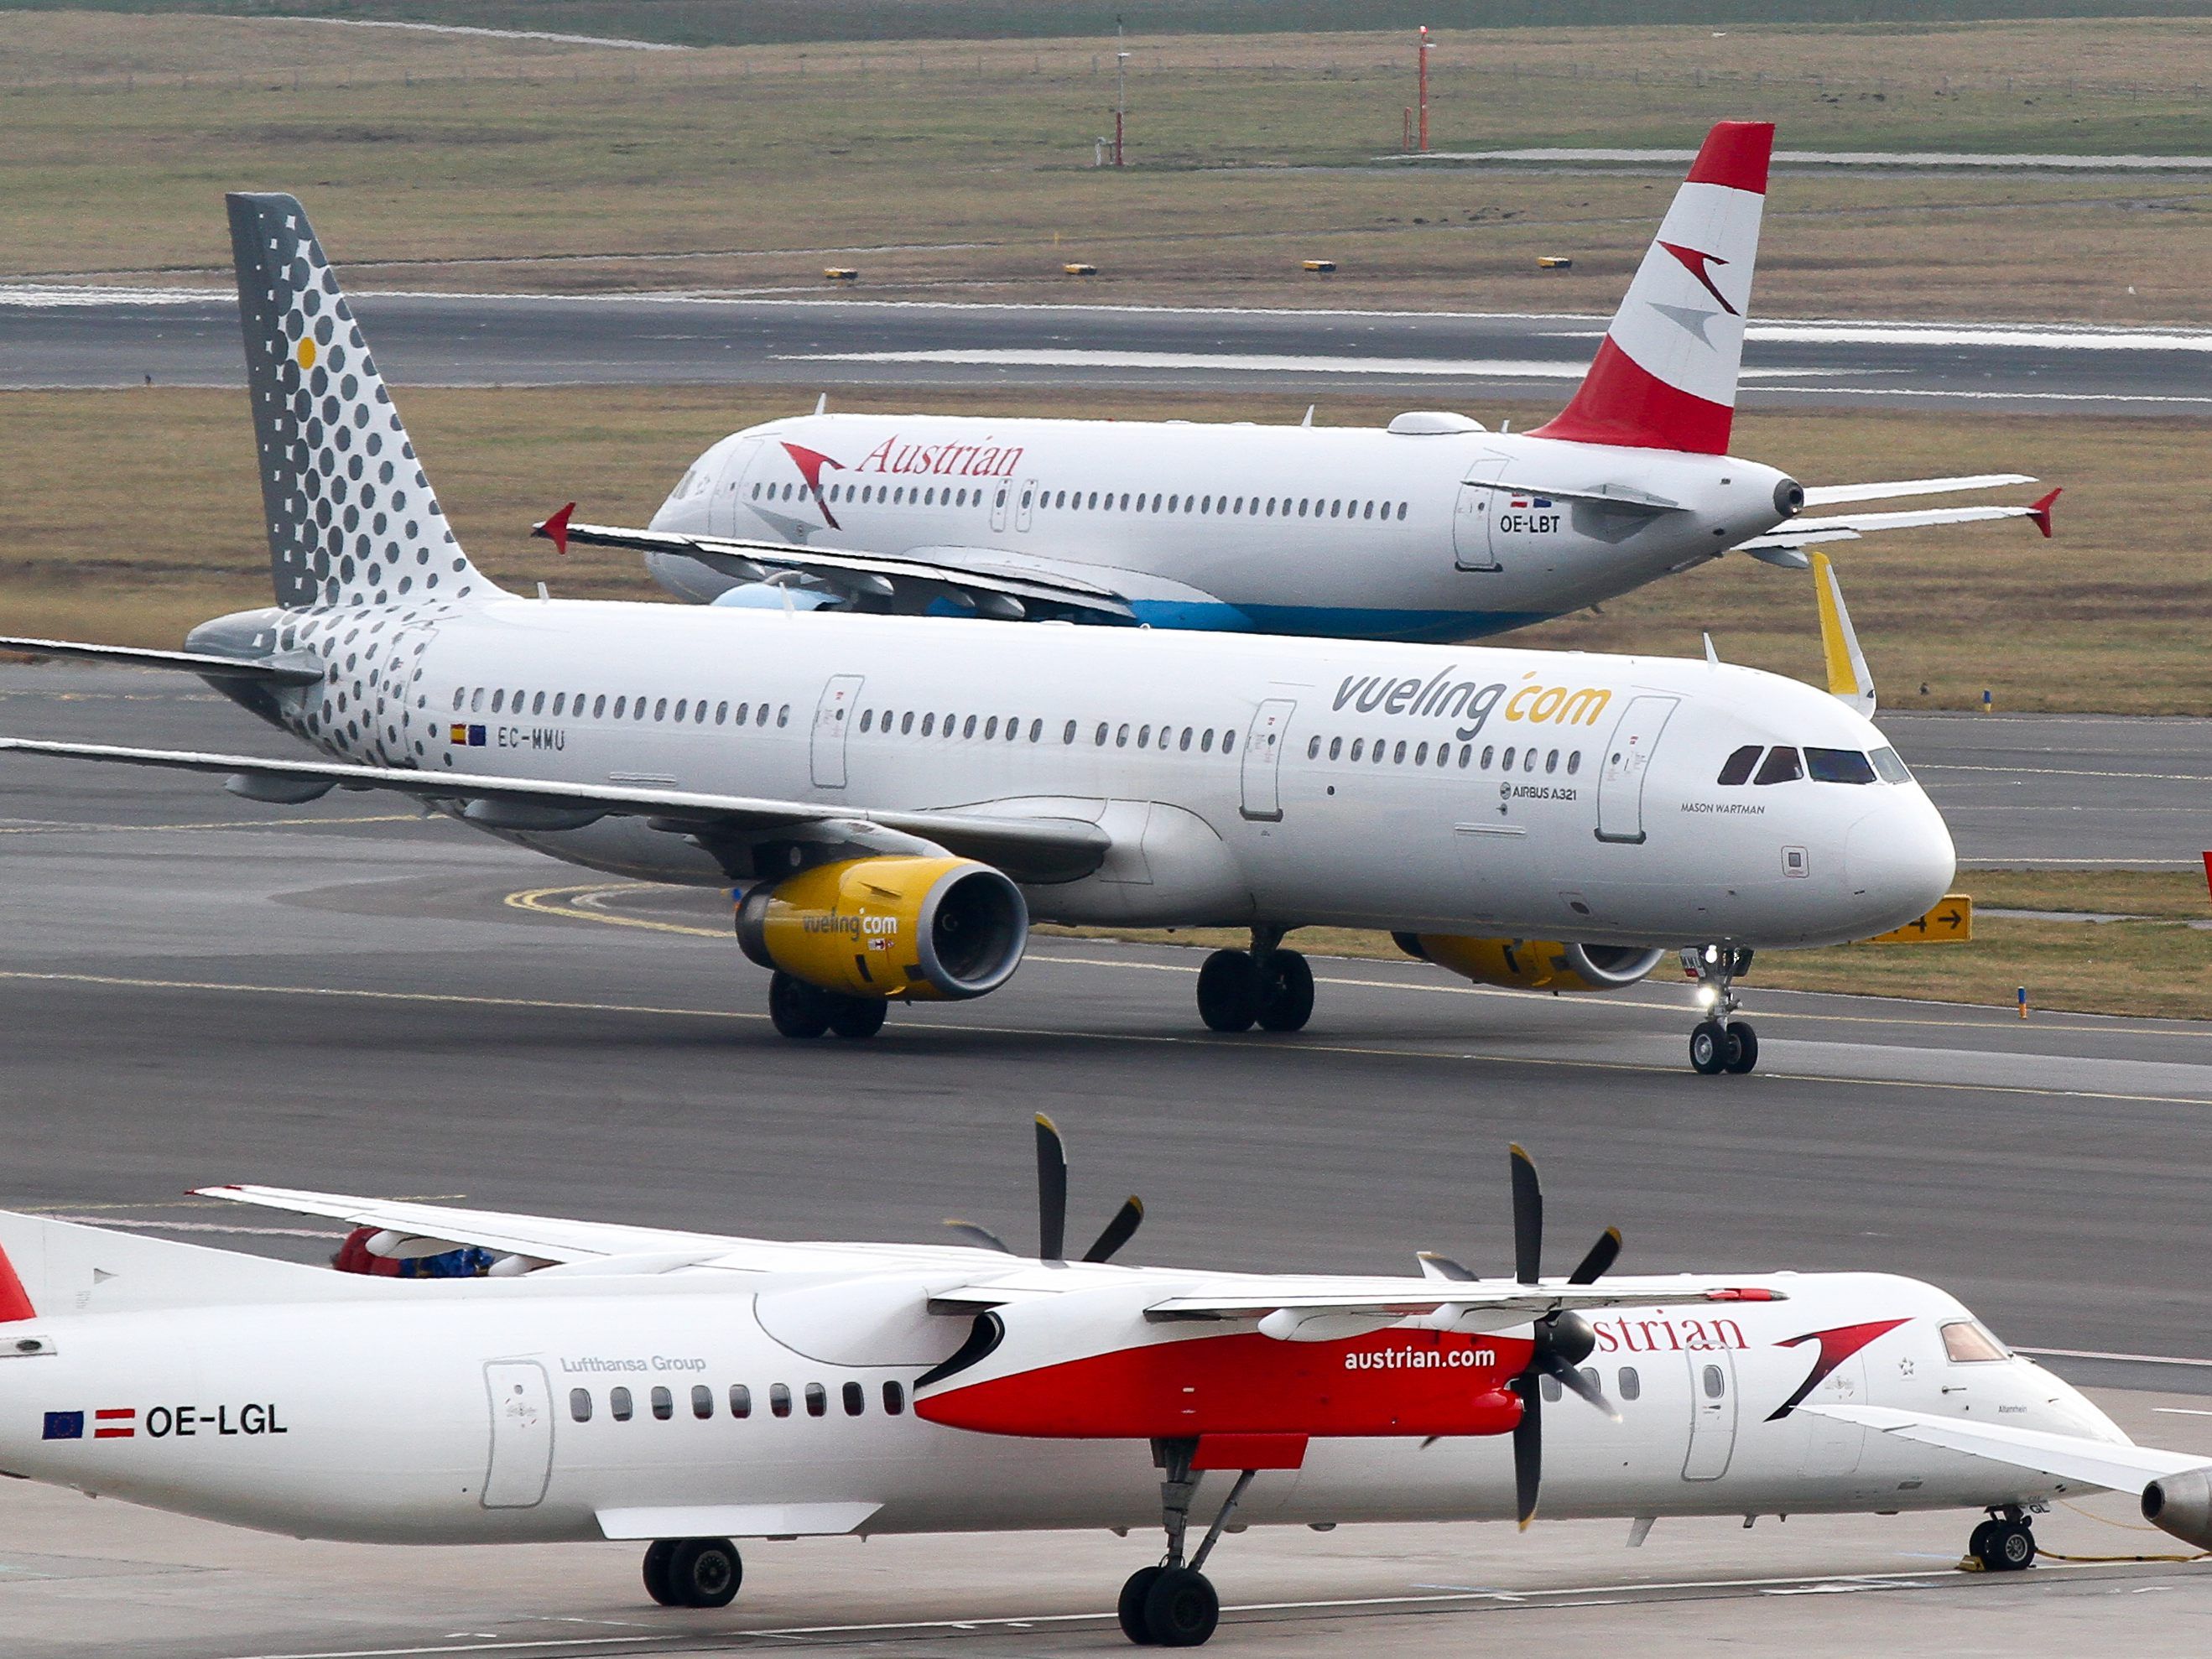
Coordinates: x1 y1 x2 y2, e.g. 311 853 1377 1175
736 855 1028 1001
2142 1467 2212 1550
1393 935 1666 994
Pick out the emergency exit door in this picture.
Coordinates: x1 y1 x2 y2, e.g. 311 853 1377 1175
1239 699 1296 822
811 673 865 788
1595 695 1679 845
481 1361 553 1509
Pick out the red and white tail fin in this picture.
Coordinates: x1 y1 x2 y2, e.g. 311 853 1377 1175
0 1239 36 1323
1532 120 1773 455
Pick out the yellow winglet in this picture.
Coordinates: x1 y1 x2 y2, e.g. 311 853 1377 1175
1810 551 1876 718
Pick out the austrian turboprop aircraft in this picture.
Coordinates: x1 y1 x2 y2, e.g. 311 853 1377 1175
552 120 2057 638
0 1133 2193 1649
0 191 1957 1073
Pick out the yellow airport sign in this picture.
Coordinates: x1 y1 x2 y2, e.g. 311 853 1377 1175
1861 893 1973 944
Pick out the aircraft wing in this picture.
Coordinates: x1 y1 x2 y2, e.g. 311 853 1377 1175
547 517 1142 623
1740 487 2058 569
196 1184 737 1264
0 738 1111 884
1800 1404 2209 1495
1135 1277 1783 1324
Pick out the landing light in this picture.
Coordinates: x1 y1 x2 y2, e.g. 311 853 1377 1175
1694 986 1720 1009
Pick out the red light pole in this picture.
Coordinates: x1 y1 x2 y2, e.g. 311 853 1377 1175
1418 25 1431 153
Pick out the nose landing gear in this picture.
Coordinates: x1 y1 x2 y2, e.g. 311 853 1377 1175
1682 946 1758 1075
1116 1438 1257 1646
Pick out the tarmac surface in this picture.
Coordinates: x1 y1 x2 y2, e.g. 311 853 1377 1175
4 289 2206 413
2 666 2209 1654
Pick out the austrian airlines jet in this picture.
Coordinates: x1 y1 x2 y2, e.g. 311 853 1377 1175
1 1134 2199 1649
554 121 2057 639
0 190 1956 1073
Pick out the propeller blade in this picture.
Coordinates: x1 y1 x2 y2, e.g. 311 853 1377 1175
1511 1376 1542 1530
1567 1226 1622 1286
1509 1144 1543 1285
1418 1251 1476 1282
1542 1350 1621 1422
1081 1196 1145 1263
1034 1114 1068 1262
943 1219 1012 1254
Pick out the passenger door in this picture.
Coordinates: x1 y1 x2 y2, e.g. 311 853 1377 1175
710 437 764 537
1239 699 1296 823
1595 695 1679 845
1453 458 1507 571
810 673 865 788
481 1360 554 1509
1681 1350 1738 1482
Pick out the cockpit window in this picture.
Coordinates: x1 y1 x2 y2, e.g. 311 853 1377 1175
1941 1320 2009 1363
1753 746 1803 785
1870 746 1913 784
1716 745 1762 786
1806 747 1878 785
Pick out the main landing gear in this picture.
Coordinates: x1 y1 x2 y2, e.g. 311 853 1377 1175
768 970 888 1040
1967 1508 2038 1572
1682 946 1759 1076
1195 928 1314 1035
642 1536 742 1608
1117 1438 1257 1647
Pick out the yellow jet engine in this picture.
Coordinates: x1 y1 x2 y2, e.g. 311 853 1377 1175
1392 934 1665 994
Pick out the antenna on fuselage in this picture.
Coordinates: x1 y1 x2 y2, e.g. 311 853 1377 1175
1703 632 1720 668
813 392 828 416
1300 405 1314 428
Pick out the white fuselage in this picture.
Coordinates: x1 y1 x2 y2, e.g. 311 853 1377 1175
0 1263 2121 1547
644 414 1798 640
228 597 1952 949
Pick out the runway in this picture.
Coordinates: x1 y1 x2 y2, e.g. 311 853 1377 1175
3 665 2210 1654
4 289 2207 413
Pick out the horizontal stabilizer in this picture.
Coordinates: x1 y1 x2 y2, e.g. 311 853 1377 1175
1738 494 2059 559
1800 473 2035 507
0 636 321 686
1802 1404 2203 1496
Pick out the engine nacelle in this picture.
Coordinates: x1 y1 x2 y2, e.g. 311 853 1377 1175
1394 934 1666 994
2142 1465 2212 1550
736 856 1027 1001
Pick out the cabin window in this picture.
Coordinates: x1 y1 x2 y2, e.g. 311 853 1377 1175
805 1382 828 1418
551 693 566 716
1298 499 1309 517
882 1381 906 1415
1702 1365 1726 1400
1222 731 1236 754
1201 729 1215 752
1459 745 1472 767
1393 741 1407 764
1754 746 1803 785
1329 737 1342 760
1566 751 1581 775
1308 736 1322 759
1138 725 1152 747
1436 745 1450 769
1350 739 1365 762
651 1386 673 1421
730 1384 752 1418
673 699 687 722
1116 724 1130 747
1028 719 1043 742
451 687 466 710
1871 746 1913 783
1363 501 1376 519
490 689 505 714
770 1384 792 1418
1539 1373 1563 1402
570 1388 592 1422
1330 500 1342 518
1096 722 1110 746
1397 503 1408 520
1481 746 1495 769
1264 498 1276 517
1523 748 1538 772
983 716 997 740
633 697 648 721
1414 741 1429 765
1716 745 1762 786
532 691 547 715
1546 749 1559 773
591 694 606 718
920 714 935 736
1502 746 1516 770
1619 1366 1641 1402
961 715 977 738
1063 720 1078 744
843 1381 866 1417
611 1386 633 1422
691 1385 713 1420
1179 726 1193 751
778 705 791 727
861 710 873 732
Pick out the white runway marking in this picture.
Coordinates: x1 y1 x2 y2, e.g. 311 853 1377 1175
781 348 1820 380
1402 147 2212 173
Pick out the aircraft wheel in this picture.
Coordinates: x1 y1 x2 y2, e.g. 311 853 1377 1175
1975 1518 2036 1572
826 995 888 1040
1196 949 1259 1033
1255 949 1314 1032
768 971 831 1039
642 1539 681 1607
1722 1020 1759 1074
1117 1565 1164 1644
666 1536 743 1608
1142 1566 1220 1647
1689 1019 1729 1075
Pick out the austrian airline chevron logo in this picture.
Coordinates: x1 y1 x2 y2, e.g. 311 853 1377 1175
1766 1318 1910 1420
1658 242 1740 317
780 441 845 529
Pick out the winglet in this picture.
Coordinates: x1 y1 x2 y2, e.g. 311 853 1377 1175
1810 551 1876 719
2028 487 2061 539
534 502 577 557
0 1240 35 1323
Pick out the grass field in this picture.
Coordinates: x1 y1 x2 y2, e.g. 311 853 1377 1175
1039 871 2212 1022
5 14 2212 320
2 384 2199 714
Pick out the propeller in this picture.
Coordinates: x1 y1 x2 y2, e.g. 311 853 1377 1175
1502 1144 1623 1531
945 1115 1144 1266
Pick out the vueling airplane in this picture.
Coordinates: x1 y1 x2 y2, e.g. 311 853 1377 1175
1 1133 2196 1648
0 190 1955 1073
557 121 2056 637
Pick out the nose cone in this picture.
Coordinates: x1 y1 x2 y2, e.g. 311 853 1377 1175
1844 790 1956 934
2027 1362 2132 1445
